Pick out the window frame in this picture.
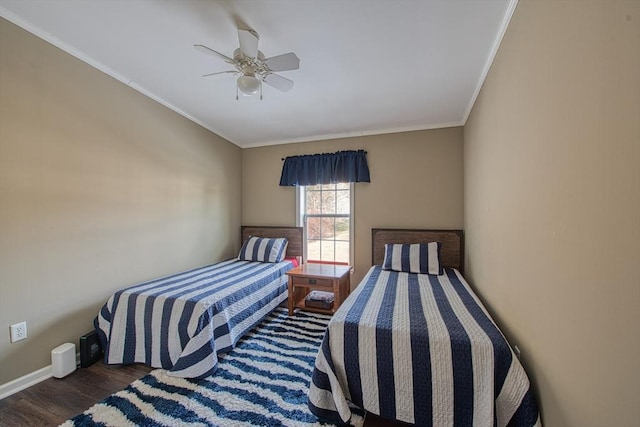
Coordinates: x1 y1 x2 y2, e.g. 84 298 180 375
296 183 354 265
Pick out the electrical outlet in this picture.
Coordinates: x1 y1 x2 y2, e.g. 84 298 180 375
10 321 27 343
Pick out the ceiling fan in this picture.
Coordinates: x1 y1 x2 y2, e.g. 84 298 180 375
194 28 300 100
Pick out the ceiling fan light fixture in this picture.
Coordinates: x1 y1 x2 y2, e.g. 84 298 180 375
237 75 261 95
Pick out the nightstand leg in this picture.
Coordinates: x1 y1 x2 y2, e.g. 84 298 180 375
288 277 294 316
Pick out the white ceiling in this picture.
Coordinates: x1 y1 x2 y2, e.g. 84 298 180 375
0 0 516 148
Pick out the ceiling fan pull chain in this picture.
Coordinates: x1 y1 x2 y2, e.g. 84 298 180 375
260 80 263 100
236 84 239 101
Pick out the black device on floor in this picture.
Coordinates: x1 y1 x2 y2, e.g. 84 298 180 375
79 330 103 368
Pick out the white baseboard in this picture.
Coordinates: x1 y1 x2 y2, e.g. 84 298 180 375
0 352 81 400
0 365 53 400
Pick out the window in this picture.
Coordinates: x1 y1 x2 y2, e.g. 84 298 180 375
297 183 353 265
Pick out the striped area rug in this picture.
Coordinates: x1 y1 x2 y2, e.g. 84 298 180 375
62 308 364 427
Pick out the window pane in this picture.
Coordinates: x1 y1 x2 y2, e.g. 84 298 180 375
321 217 335 239
321 191 336 214
335 218 350 240
306 189 322 215
307 217 321 239
318 183 335 191
336 190 350 214
336 182 350 190
320 240 335 262
335 241 349 263
307 239 321 261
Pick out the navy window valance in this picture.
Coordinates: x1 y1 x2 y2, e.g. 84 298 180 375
279 150 371 186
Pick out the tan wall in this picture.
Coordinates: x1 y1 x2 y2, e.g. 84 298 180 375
0 19 242 384
464 1 640 426
242 128 464 285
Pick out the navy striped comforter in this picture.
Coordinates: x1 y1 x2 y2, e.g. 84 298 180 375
308 266 541 426
95 259 293 379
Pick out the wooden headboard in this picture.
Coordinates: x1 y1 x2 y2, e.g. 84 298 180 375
371 228 464 273
241 226 304 260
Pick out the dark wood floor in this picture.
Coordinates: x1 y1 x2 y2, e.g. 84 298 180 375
0 362 152 425
0 362 408 426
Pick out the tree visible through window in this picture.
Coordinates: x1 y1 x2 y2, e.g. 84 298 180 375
300 183 352 265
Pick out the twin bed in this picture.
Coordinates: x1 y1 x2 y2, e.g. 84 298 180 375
96 226 540 426
96 226 302 379
308 229 540 427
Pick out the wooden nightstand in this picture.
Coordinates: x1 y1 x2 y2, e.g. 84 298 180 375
287 263 351 316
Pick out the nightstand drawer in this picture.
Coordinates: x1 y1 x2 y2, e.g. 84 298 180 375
291 276 333 288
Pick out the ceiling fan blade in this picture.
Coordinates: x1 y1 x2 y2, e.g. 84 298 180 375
264 52 300 72
238 29 259 59
202 70 238 80
263 73 294 92
193 44 233 63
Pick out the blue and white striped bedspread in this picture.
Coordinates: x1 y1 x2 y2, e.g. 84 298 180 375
96 259 292 379
308 266 541 426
